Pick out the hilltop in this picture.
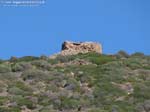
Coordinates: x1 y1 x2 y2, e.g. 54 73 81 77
50 41 102 59
0 42 149 112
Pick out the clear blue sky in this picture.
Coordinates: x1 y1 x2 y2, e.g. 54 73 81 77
0 0 150 59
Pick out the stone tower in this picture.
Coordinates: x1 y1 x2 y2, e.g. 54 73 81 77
60 41 102 56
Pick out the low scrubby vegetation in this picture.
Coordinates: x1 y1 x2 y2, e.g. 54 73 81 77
0 52 149 112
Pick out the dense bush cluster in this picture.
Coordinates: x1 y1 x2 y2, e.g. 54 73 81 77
0 52 149 112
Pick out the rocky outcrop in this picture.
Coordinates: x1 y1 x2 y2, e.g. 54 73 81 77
60 41 102 56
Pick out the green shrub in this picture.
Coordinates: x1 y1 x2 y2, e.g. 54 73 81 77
76 52 101 59
49 52 102 64
116 50 130 58
135 100 150 112
133 83 150 102
38 95 52 106
48 55 71 64
143 66 150 70
9 81 32 92
8 87 25 95
93 83 126 105
11 63 23 72
31 60 51 70
0 64 11 73
19 56 39 62
87 55 115 65
11 62 32 72
11 95 35 109
60 97 80 110
137 70 150 81
0 96 8 105
110 101 135 112
10 56 39 63
64 78 80 91
21 69 49 81
48 59 58 65
39 106 57 112
88 108 107 112
56 55 75 63
0 107 21 112
18 98 35 109
131 52 145 58
40 55 48 60
8 81 32 95
123 58 143 70
0 72 17 81
0 59 4 64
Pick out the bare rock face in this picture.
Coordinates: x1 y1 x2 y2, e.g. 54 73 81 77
60 41 102 56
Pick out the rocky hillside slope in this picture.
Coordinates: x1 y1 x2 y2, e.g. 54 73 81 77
0 51 150 112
